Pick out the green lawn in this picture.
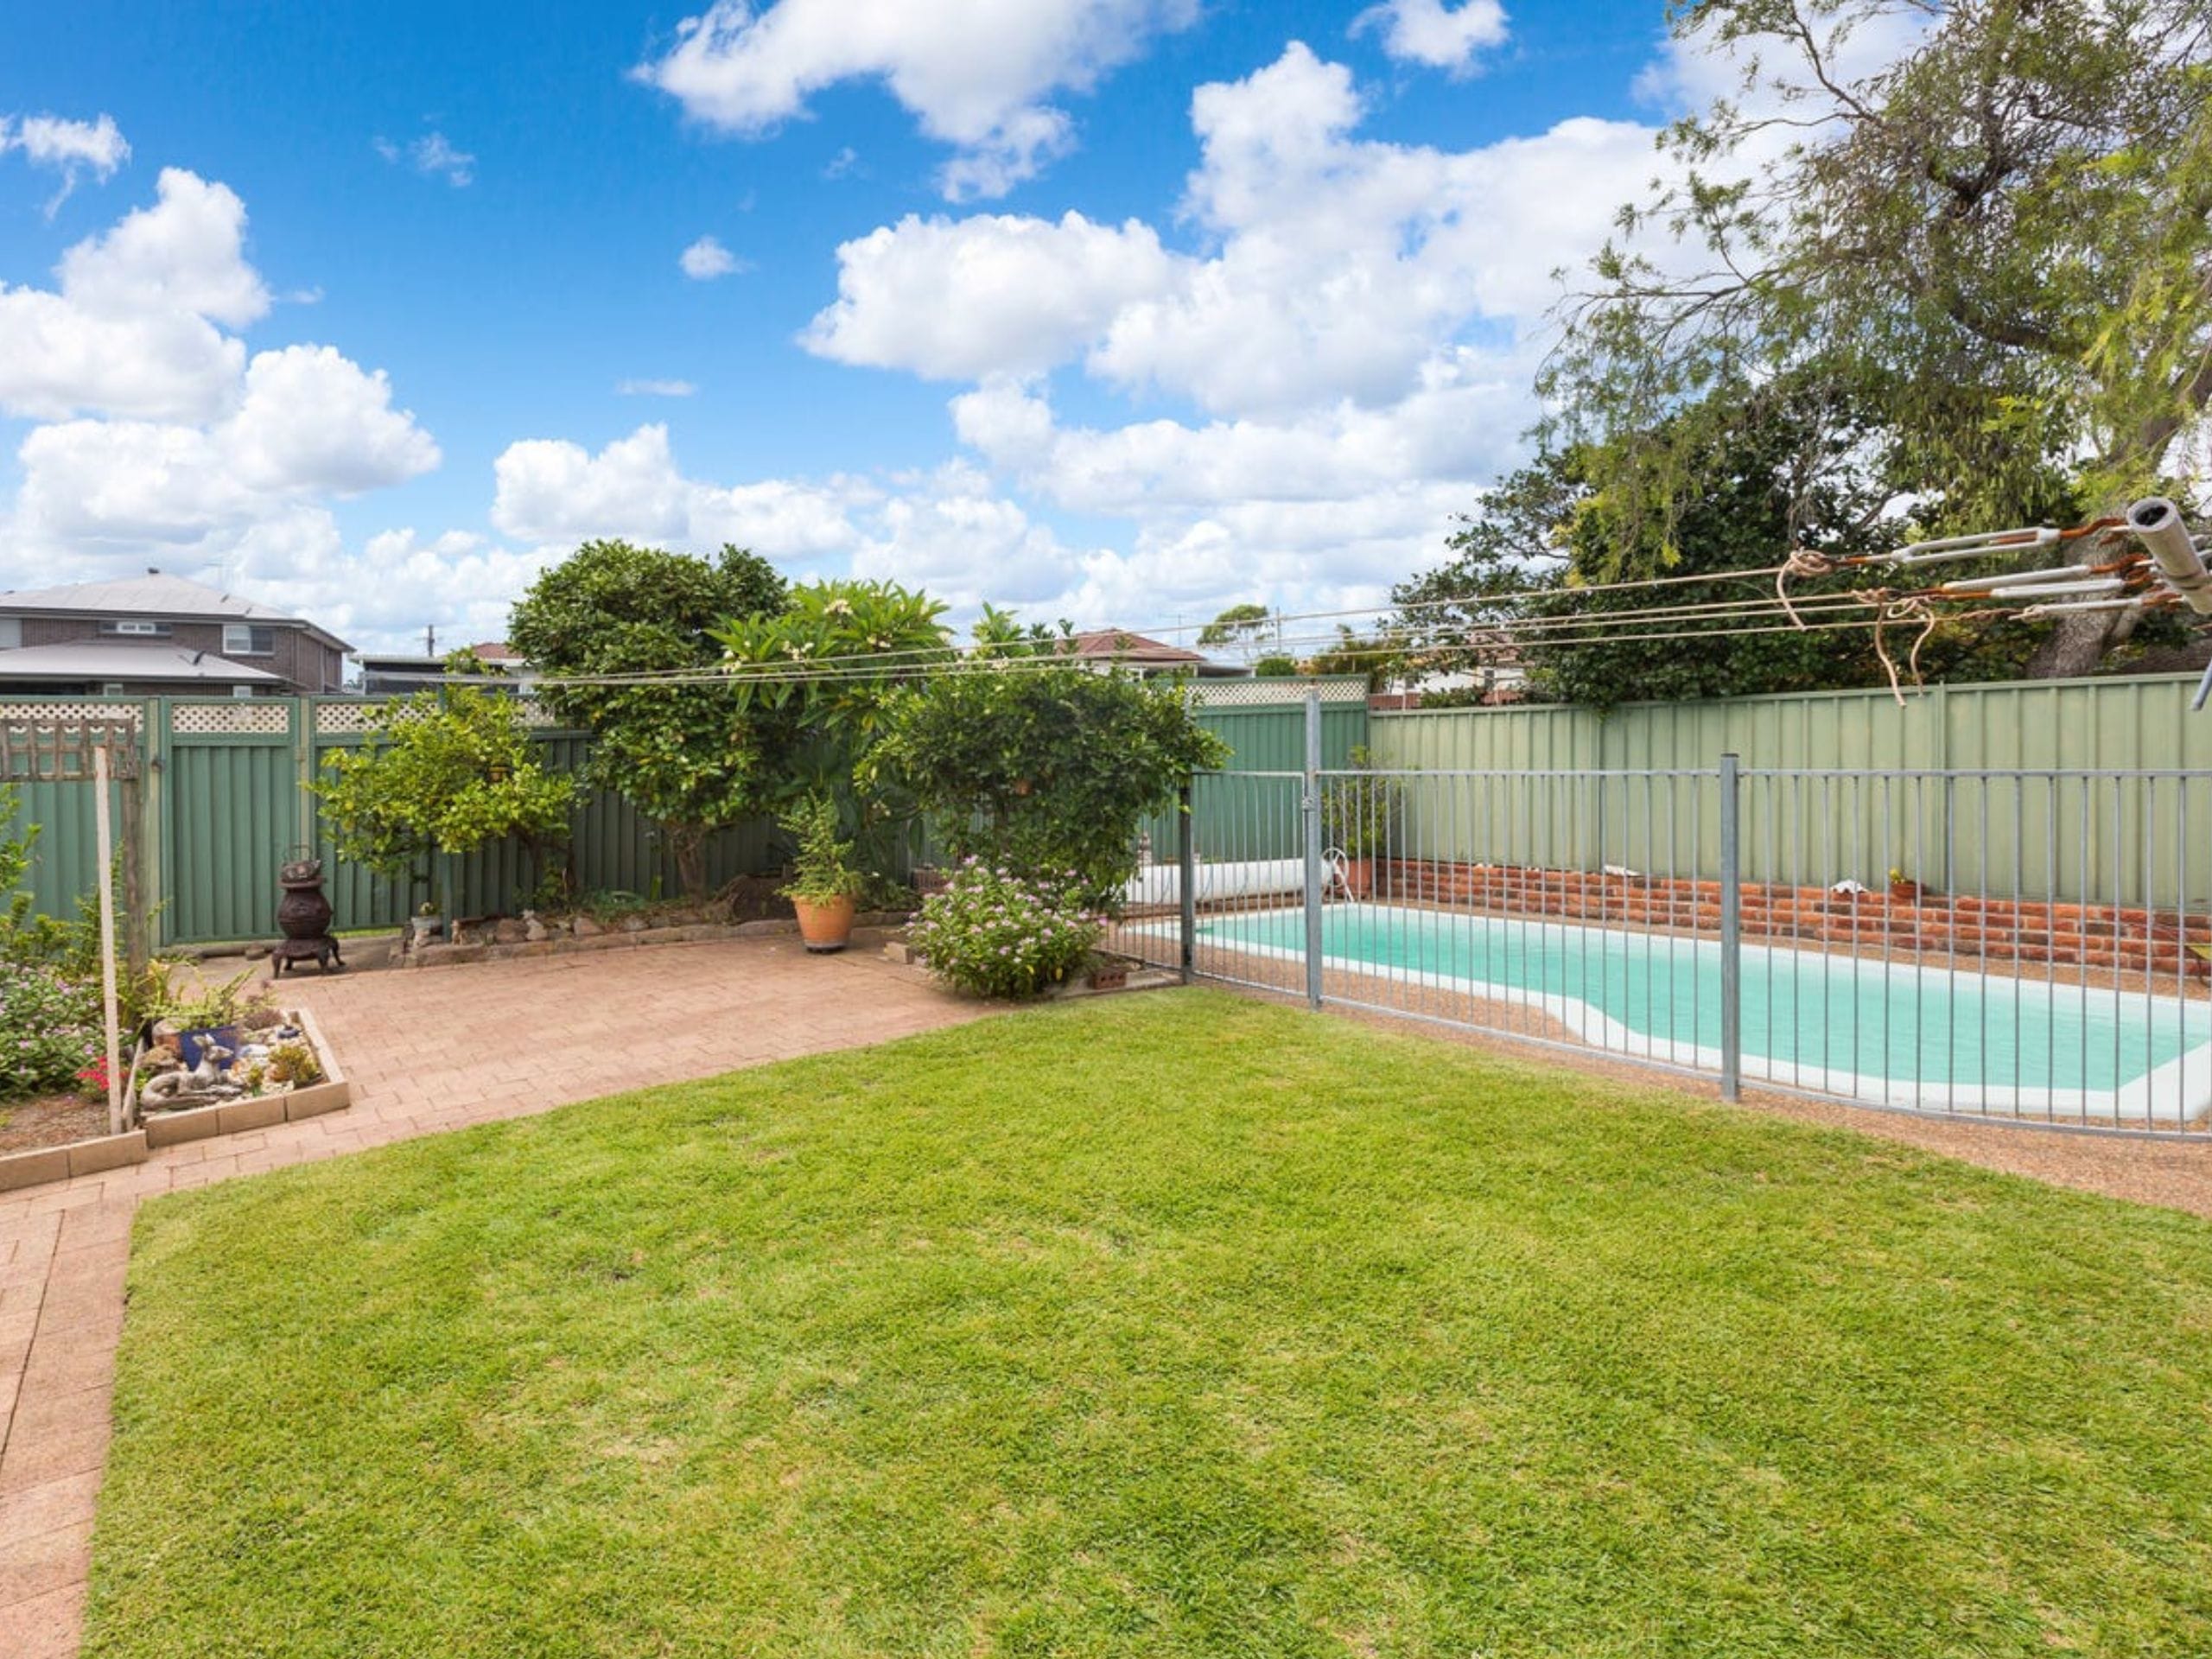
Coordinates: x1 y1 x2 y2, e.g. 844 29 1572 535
87 991 2212 1657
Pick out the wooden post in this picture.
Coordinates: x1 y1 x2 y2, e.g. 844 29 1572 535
117 733 148 976
93 745 124 1135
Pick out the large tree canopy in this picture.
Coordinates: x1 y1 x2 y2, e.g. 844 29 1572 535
1397 391 1925 708
508 540 788 898
1548 0 2212 676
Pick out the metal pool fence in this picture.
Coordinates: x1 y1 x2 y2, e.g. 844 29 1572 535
1114 695 2212 1135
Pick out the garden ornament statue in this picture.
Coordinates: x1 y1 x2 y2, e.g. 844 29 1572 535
271 854 345 976
138 1039 238 1110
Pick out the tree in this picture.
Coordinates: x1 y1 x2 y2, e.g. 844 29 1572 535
508 541 788 898
1197 602 1280 667
1301 626 1413 693
1396 391 1940 709
712 580 953 875
314 677 577 907
1548 0 2212 676
868 664 1230 908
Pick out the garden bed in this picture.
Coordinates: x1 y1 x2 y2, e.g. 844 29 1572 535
0 1090 114 1154
0 1004 351 1194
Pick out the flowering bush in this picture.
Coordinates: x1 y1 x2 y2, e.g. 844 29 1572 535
907 860 1103 999
0 961 102 1100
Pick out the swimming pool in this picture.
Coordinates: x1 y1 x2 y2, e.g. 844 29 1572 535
1152 903 2212 1125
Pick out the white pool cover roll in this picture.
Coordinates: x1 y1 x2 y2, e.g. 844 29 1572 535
1123 858 1309 908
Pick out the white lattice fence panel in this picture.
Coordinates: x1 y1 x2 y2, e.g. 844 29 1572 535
314 701 380 734
171 702 291 735
0 701 143 728
1195 677 1369 708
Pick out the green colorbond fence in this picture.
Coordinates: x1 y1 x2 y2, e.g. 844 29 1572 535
6 682 1362 946
2 696 797 948
19 676 2206 941
1367 673 2212 906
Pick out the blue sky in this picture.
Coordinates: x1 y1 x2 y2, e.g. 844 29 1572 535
0 0 1703 652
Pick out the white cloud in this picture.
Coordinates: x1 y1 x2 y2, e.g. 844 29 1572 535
617 378 698 397
634 0 1201 200
0 168 268 422
938 370 1520 620
376 130 475 186
767 38 1715 626
1351 1 1509 73
328 530 568 646
490 423 859 558
849 460 1096 611
222 345 441 495
1 112 130 211
804 43 1671 420
804 211 1182 379
679 234 747 279
0 171 442 630
12 346 438 553
55 167 270 329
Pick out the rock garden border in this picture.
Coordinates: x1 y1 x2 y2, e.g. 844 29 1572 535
0 1003 351 1193
404 911 916 969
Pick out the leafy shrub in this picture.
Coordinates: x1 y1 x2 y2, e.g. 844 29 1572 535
907 861 1103 999
871 664 1230 910
0 961 102 1100
313 678 577 905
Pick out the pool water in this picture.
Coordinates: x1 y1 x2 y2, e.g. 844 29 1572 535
1184 904 2212 1123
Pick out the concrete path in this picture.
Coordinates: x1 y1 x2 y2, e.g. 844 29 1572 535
0 938 985 1657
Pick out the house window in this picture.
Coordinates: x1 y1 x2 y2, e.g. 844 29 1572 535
101 683 125 696
99 619 170 638
223 624 276 656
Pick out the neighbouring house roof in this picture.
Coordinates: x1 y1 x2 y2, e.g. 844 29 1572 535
470 641 525 663
1064 629 1244 676
0 640 285 683
0 571 353 653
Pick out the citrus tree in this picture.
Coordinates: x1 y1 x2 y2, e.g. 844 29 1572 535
870 664 1230 908
314 677 576 911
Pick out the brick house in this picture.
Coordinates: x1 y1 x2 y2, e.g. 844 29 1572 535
0 572 353 696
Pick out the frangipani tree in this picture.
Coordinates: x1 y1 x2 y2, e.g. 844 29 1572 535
711 580 952 875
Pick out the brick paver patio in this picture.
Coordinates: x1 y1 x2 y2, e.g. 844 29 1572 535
0 937 985 1657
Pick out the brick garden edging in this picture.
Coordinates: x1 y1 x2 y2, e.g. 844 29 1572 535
1378 860 2212 978
0 1006 351 1195
404 913 913 969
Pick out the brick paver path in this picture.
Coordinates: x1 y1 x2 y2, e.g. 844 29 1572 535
0 938 985 1656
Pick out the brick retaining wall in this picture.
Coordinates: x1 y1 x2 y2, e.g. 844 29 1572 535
1377 860 2212 977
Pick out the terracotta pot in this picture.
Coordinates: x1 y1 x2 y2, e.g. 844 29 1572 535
1341 856 1375 899
792 894 858 953
1889 880 1922 905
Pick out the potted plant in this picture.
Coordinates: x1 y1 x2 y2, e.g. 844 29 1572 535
410 899 443 947
1319 747 1405 899
1888 867 1923 904
780 794 867 953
